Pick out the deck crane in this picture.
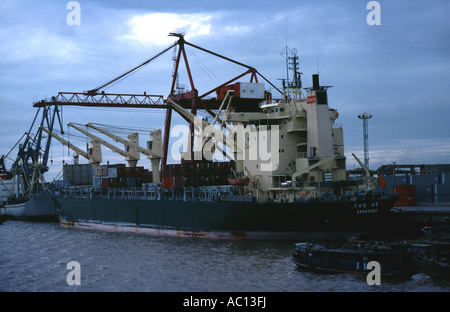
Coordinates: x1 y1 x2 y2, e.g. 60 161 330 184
33 33 283 168
352 153 375 191
84 123 162 183
39 126 102 168
165 97 234 162
165 94 249 176
67 122 140 168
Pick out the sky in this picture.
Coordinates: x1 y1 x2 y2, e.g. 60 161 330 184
0 0 449 180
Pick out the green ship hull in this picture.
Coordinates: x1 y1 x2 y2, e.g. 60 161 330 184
54 195 397 240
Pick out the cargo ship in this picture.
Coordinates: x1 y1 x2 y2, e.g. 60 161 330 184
36 35 397 240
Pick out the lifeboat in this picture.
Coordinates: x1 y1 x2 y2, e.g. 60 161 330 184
227 177 250 186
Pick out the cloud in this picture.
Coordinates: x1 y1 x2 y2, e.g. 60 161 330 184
347 138 450 170
0 27 82 64
119 12 214 46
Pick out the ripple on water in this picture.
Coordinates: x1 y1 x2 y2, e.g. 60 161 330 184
1 221 450 292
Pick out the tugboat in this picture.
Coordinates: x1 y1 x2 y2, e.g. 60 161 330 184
292 241 414 278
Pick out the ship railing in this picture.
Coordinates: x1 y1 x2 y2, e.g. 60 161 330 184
269 181 320 189
55 186 231 202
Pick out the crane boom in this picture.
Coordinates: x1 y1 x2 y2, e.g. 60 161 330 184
165 97 249 162
84 123 162 182
68 122 140 167
352 153 370 177
85 123 161 158
39 126 102 167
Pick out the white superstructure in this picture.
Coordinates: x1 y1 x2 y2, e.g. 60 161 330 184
221 73 349 203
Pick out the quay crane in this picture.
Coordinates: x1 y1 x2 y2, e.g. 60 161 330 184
1 106 64 197
33 33 282 170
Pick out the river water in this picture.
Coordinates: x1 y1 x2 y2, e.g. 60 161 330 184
1 220 449 293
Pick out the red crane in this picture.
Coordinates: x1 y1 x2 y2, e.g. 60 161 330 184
34 33 282 166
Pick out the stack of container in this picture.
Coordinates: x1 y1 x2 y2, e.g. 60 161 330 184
382 173 450 205
161 160 234 189
94 164 153 188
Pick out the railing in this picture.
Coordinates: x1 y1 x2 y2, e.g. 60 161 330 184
53 185 247 202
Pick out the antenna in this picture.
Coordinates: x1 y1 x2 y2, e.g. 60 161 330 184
281 19 291 100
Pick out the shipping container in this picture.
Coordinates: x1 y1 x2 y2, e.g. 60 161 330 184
411 174 439 185
136 176 144 187
93 177 101 188
172 164 182 176
63 164 93 185
142 171 153 183
173 176 184 188
194 163 205 176
123 167 136 177
100 178 109 188
161 176 173 188
127 177 136 188
118 177 127 188
415 184 432 196
181 163 194 176
161 164 173 177
194 175 206 186
393 185 416 196
183 176 194 187
395 196 416 207
135 166 145 177
216 82 265 100
205 162 215 175
117 166 125 177
108 167 118 178
435 184 450 202
96 165 107 177
108 178 117 188
444 173 450 184
217 176 229 185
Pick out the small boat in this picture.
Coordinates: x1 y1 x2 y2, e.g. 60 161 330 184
407 227 450 281
411 251 450 281
421 226 450 242
292 241 414 278
227 177 249 186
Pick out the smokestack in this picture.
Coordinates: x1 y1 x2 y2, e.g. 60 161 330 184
312 74 320 91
